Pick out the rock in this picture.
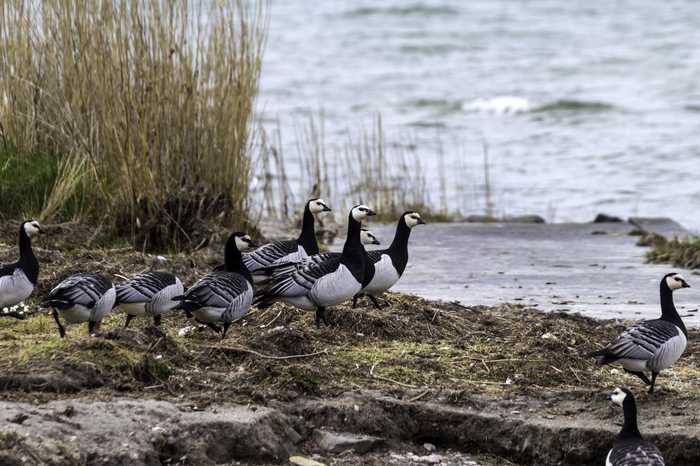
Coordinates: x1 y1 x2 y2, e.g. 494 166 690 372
0 399 301 466
465 214 545 224
313 429 384 454
290 456 327 466
593 213 623 223
423 442 436 452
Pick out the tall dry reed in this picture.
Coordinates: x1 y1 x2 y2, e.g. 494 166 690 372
0 0 267 249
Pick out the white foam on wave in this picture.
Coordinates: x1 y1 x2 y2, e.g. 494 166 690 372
465 96 531 114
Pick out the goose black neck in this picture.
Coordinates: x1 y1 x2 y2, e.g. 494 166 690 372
619 396 642 440
341 213 363 257
18 226 39 285
660 281 686 336
389 217 412 253
298 204 319 255
386 217 411 275
224 237 252 283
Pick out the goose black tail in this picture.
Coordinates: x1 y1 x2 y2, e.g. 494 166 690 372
586 348 615 366
40 299 72 310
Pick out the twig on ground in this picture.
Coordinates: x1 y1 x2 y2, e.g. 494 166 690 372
408 389 431 402
205 345 328 360
260 310 282 328
369 362 419 389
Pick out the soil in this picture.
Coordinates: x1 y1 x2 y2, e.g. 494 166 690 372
1 222 699 465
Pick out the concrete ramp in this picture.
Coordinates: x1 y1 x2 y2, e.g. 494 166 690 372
365 219 700 326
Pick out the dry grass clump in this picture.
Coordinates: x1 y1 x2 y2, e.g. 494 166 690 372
643 234 700 269
256 115 453 223
0 0 266 250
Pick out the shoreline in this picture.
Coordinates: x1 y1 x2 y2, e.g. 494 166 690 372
1 220 699 465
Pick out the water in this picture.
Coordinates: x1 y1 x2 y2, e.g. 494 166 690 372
260 0 700 231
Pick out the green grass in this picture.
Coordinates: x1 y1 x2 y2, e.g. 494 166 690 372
645 235 700 269
0 145 59 220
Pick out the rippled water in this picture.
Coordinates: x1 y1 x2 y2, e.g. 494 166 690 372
260 0 700 231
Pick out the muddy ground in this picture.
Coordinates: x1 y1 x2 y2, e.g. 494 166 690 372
1 221 699 465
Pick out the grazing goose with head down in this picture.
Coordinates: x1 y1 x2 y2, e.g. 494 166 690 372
353 211 425 309
115 271 184 327
242 198 331 278
0 220 43 319
606 387 665 466
42 272 116 337
588 273 690 394
174 232 256 338
255 205 376 327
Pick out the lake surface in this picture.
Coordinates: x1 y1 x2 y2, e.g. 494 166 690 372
260 0 700 231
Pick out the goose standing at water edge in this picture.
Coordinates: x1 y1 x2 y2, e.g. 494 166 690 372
115 271 184 327
255 205 376 327
42 272 116 337
242 198 331 279
0 220 43 319
174 232 256 338
606 387 665 466
353 211 425 309
588 273 690 394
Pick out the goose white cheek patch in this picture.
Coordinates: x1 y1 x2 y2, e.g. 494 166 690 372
666 275 685 290
611 390 626 406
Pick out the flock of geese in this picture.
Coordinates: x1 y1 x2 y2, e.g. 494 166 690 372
0 199 693 466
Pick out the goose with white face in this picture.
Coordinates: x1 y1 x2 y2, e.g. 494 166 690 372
404 211 426 228
309 198 332 214
22 220 43 237
610 387 627 406
666 273 690 290
360 229 380 245
234 234 255 252
351 204 376 222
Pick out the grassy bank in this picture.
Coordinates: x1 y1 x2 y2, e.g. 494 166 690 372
0 0 266 250
642 234 700 269
1 224 699 405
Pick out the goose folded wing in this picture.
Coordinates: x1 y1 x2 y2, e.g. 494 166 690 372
610 441 665 465
47 274 108 307
366 250 384 264
117 272 175 303
0 262 19 279
185 272 249 307
267 255 341 297
604 320 679 360
243 239 297 270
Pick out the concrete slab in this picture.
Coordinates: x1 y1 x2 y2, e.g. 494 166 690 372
361 220 700 327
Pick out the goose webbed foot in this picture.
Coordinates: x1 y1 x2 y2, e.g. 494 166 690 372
368 295 383 309
153 314 162 326
124 314 135 329
624 368 652 386
195 318 221 333
315 307 329 327
88 321 101 337
52 310 66 338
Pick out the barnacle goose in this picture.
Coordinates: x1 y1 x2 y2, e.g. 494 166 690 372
41 272 116 337
174 232 256 338
257 227 380 280
353 211 425 309
606 387 665 466
115 271 184 327
242 198 331 278
0 220 43 319
588 273 690 393
254 205 376 327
